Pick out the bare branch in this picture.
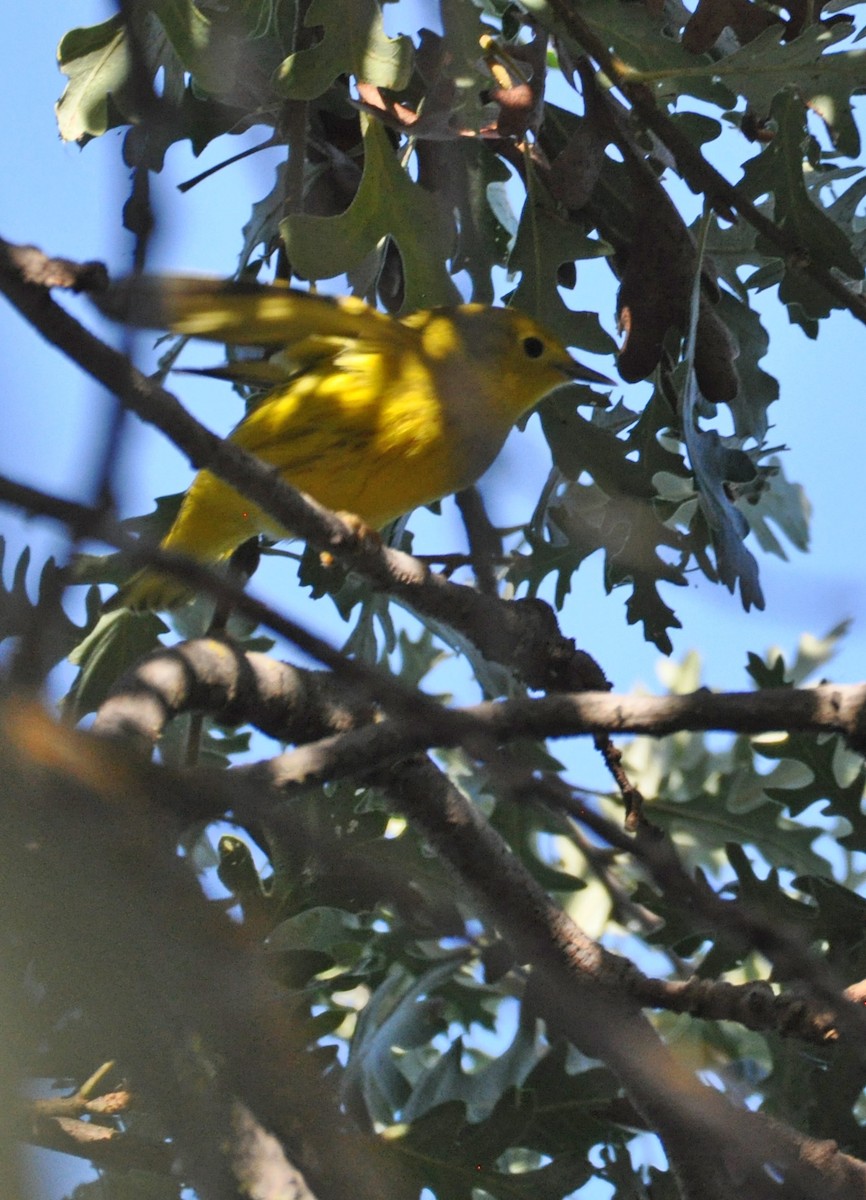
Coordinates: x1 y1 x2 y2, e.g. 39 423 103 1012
3 243 108 292
89 634 866 785
88 642 866 1051
39 643 866 1196
25 1114 173 1177
238 683 866 792
94 638 376 753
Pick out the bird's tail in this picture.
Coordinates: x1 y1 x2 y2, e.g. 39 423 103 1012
105 468 264 612
103 568 197 613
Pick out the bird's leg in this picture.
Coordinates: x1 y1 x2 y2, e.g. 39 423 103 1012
319 511 382 567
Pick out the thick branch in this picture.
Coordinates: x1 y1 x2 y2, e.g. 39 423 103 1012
632 974 856 1045
93 641 866 1047
93 637 377 753
45 669 866 1197
90 631 866 1193
242 682 866 791
25 1115 173 1177
90 643 863 1047
93 639 866 782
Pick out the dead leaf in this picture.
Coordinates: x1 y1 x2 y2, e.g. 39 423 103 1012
696 299 740 402
616 166 738 401
617 168 697 383
353 80 466 140
482 25 548 141
683 0 781 54
546 115 607 211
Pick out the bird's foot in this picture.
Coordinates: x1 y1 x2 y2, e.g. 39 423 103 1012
319 511 381 567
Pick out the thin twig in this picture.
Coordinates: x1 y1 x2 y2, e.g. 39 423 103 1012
455 486 502 597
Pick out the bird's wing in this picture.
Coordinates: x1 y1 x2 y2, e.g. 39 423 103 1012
95 274 404 350
175 335 362 389
230 338 442 466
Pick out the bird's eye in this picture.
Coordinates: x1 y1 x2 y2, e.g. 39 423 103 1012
522 336 545 359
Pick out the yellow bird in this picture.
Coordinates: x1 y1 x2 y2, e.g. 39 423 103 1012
102 277 610 610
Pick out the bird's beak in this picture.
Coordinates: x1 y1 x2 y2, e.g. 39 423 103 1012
562 357 614 397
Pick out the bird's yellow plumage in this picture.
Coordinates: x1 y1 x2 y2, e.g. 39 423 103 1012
101 277 610 610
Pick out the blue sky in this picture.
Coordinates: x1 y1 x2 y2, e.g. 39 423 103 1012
2 2 865 1195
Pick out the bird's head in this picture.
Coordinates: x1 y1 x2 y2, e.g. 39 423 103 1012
446 306 612 422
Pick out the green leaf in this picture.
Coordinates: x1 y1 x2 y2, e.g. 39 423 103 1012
793 875 866 977
396 1045 614 1199
393 627 449 692
342 961 457 1125
736 455 810 560
508 203 616 356
276 0 413 99
268 906 362 955
648 785 829 879
714 290 779 442
741 89 864 321
746 624 849 688
532 0 734 107
150 0 260 99
70 495 184 591
618 649 833 877
520 396 690 653
0 539 102 665
758 732 866 841
631 879 713 958
417 139 513 305
825 171 866 263
704 212 761 301
743 632 866 847
64 609 168 719
157 713 252 769
216 834 268 902
806 68 865 157
401 1020 546 1123
55 16 131 142
681 416 764 612
281 116 460 310
55 10 189 147
688 843 819 975
240 160 289 270
687 22 857 118
150 0 216 86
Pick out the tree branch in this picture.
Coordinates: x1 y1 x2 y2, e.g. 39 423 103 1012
93 637 377 754
49 645 866 1196
237 682 866 792
91 636 866 786
24 1114 173 1178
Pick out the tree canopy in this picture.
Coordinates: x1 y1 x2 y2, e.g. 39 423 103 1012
4 1 866 1199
